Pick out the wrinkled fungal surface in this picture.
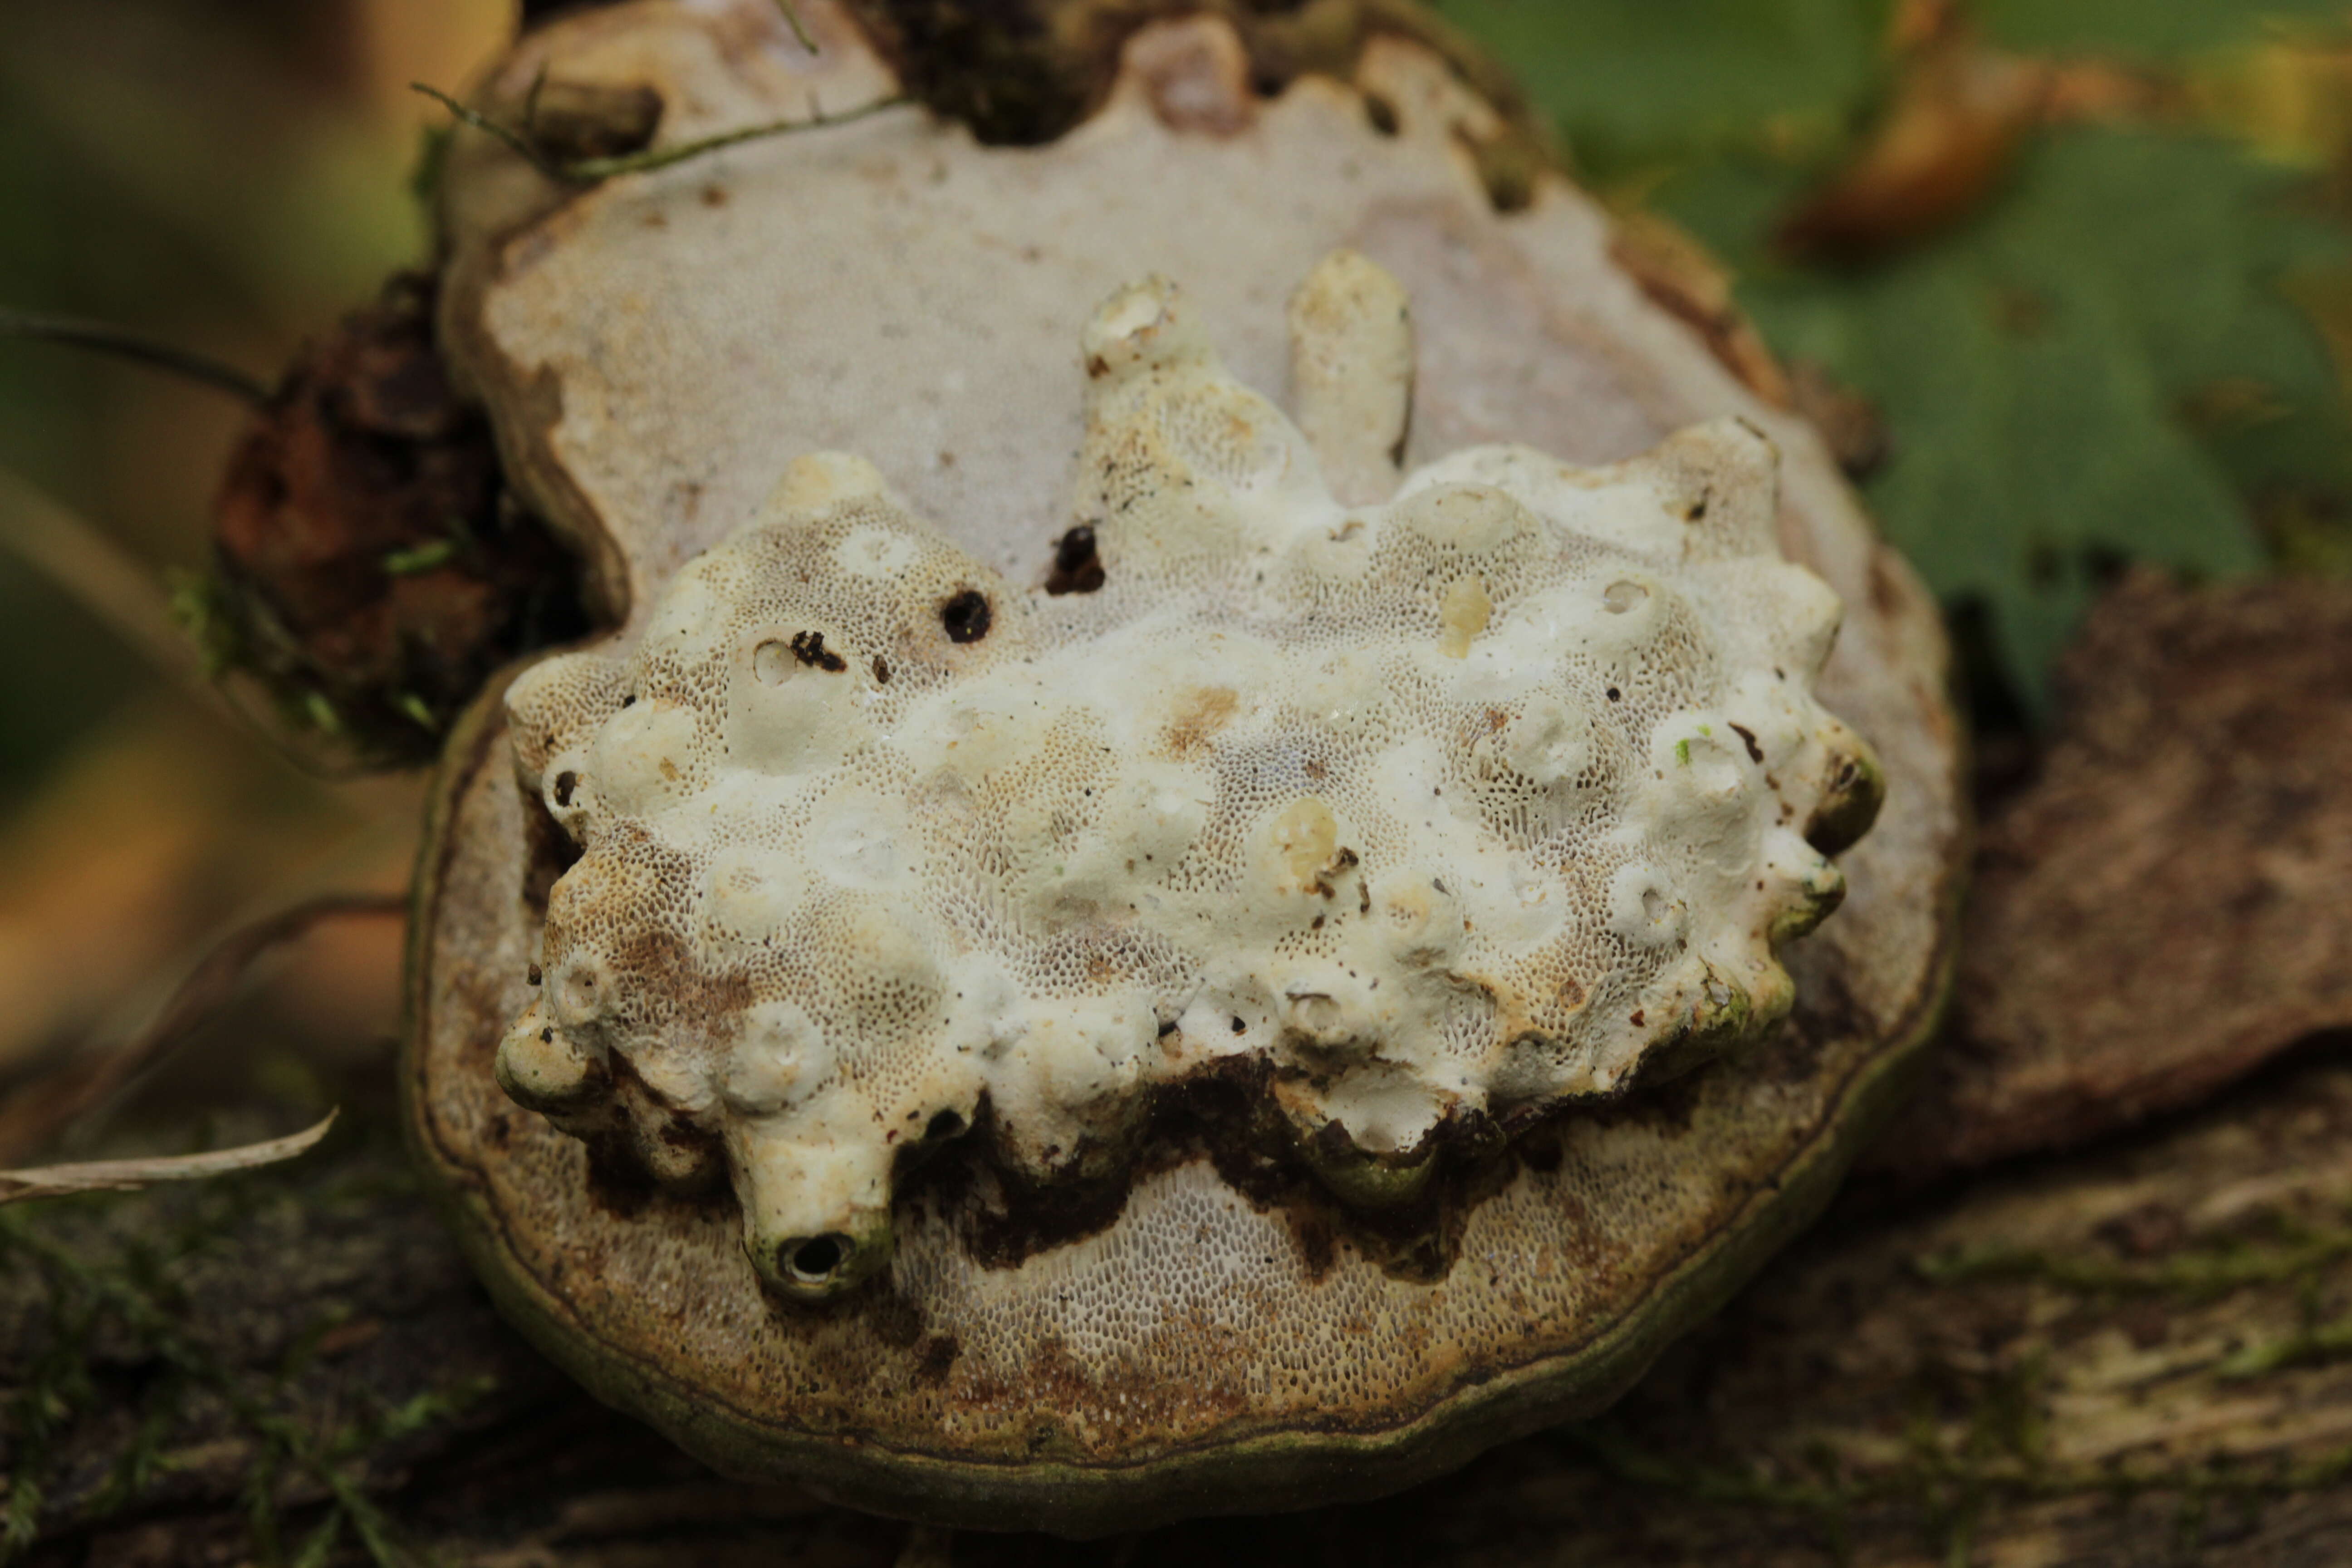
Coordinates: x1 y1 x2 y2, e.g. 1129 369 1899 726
497 257 1882 1300
405 0 1964 1535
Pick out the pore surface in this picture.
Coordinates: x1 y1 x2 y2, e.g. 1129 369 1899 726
493 257 1881 1299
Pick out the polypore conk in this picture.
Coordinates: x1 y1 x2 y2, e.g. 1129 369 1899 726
495 252 1883 1300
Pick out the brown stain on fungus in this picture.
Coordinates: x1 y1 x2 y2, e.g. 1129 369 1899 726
1163 685 1239 757
1607 215 1793 408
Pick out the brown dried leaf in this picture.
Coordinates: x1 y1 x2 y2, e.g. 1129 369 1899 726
0 1108 335 1204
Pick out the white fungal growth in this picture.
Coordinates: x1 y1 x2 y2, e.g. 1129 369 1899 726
495 253 1883 1300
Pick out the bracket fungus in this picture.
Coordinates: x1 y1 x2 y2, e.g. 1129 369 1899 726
406 0 1962 1536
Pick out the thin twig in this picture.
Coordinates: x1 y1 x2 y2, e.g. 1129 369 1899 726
0 309 270 404
0 1111 337 1205
775 0 819 54
408 82 568 183
0 893 405 1166
411 80 907 187
569 92 907 181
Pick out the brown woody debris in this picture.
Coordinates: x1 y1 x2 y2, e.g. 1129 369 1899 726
209 274 587 766
1776 8 2046 263
1875 569 2352 1177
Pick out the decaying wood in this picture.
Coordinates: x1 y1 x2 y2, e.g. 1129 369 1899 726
1877 570 2352 1180
10 1033 2352 1564
205 275 588 767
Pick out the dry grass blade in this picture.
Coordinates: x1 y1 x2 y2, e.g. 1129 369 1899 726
0 468 429 783
0 466 221 711
0 306 271 404
0 892 404 1164
0 1107 335 1204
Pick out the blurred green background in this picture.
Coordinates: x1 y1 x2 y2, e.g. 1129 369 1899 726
1429 0 2352 717
1 0 2349 1116
0 0 504 1130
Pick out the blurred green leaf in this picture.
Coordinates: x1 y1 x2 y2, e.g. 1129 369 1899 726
1662 129 2348 707
1429 0 1895 175
1436 0 2352 714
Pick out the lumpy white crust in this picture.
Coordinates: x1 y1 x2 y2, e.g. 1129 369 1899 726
495 255 1881 1299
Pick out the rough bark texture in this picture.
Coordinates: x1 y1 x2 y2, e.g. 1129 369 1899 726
1874 570 2352 1178
10 1038 2352 1565
5 574 2351 1563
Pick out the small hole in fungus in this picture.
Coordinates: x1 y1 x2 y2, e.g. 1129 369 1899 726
925 1108 967 1141
786 1234 848 1282
527 963 542 985
620 694 637 708
1602 580 1648 614
941 588 993 643
1364 94 1401 136
552 771 578 806
1231 1016 1247 1034
1606 687 1622 703
872 655 891 684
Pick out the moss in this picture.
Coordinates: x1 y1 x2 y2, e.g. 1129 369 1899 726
1563 1382 2352 1564
0 1150 489 1566
1913 1218 2352 1301
2259 487 2352 579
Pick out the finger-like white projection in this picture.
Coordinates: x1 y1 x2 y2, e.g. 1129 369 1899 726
495 253 1884 1301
